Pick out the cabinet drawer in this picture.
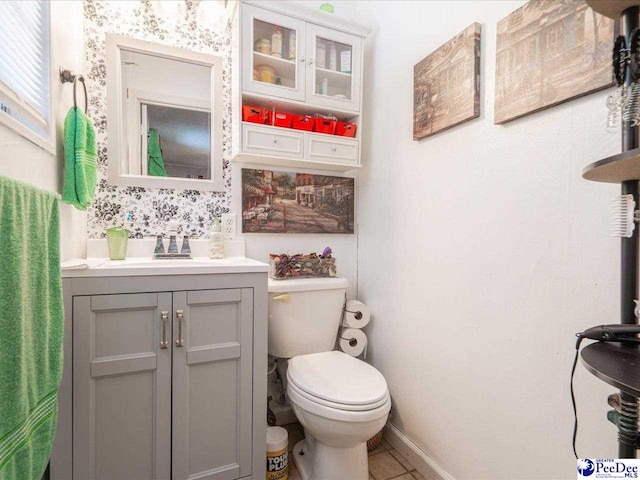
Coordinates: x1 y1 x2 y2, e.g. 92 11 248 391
243 124 303 159
305 135 359 165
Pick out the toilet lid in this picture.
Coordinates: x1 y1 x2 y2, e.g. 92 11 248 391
287 351 388 406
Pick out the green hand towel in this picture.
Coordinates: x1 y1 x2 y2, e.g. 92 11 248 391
0 176 63 480
148 130 168 177
62 107 97 210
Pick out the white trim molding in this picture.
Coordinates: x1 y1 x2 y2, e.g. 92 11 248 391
384 423 456 480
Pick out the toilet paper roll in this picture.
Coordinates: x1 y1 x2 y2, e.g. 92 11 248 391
343 300 371 329
339 328 367 357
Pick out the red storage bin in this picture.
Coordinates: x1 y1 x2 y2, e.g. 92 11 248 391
242 105 265 124
335 121 357 137
314 117 337 135
291 114 315 131
269 111 293 128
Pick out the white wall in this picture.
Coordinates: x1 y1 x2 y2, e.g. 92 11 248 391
0 1 86 261
332 1 622 478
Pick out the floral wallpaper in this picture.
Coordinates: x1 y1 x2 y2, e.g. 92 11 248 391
84 0 232 238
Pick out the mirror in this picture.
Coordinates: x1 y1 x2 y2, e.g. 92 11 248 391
106 34 224 191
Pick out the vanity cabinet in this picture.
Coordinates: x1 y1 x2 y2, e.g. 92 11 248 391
73 293 172 479
232 1 371 172
51 268 268 480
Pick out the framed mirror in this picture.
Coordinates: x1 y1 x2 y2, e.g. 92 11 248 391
106 34 224 191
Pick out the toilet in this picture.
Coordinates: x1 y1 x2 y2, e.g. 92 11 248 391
268 277 391 480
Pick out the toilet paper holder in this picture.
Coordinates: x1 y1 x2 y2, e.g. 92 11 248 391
344 308 363 320
337 294 368 358
339 335 359 348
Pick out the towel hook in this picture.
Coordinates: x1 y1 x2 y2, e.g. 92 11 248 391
59 68 88 114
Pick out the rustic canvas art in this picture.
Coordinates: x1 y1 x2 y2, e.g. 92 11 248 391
413 22 481 140
494 0 614 124
242 169 355 234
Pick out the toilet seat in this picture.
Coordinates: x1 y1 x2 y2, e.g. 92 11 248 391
288 375 390 411
286 351 390 422
288 351 388 406
287 379 391 423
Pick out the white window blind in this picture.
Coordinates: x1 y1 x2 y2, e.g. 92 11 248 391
0 0 51 140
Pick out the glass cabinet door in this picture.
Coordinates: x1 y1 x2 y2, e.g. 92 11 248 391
306 24 362 112
242 5 306 102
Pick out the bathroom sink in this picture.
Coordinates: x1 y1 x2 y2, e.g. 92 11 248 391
61 256 271 278
101 258 227 268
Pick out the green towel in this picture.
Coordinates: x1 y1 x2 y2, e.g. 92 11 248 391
0 176 63 480
148 130 168 177
62 107 97 210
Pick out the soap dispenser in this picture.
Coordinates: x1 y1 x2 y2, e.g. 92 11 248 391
209 217 224 259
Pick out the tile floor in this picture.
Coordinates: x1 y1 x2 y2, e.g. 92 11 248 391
283 422 429 480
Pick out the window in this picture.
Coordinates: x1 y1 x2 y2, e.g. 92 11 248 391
0 1 51 149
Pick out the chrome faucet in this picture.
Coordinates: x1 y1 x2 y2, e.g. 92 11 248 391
153 235 165 255
153 220 192 259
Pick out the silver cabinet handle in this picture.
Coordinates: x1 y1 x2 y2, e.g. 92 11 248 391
300 56 305 63
331 146 337 152
160 311 169 349
273 138 278 144
308 57 314 66
176 310 184 347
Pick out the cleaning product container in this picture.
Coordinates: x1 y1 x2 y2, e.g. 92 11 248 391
106 227 129 260
266 426 288 480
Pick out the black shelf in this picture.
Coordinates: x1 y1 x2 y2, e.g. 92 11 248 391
581 342 640 398
583 148 640 183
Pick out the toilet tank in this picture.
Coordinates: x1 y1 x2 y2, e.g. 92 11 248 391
268 277 349 358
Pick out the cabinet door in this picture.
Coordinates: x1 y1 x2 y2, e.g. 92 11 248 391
242 4 306 101
73 293 172 480
306 24 362 112
172 289 254 480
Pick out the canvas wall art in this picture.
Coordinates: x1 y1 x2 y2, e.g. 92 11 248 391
413 22 481 140
494 0 614 124
242 169 355 234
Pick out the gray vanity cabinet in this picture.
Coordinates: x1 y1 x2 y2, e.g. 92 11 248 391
73 293 172 479
53 271 268 480
172 289 253 480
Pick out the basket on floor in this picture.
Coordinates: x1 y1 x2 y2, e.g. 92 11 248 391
367 429 383 451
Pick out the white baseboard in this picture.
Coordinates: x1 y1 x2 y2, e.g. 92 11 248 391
384 423 456 480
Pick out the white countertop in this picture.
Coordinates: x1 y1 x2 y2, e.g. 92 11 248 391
61 257 270 278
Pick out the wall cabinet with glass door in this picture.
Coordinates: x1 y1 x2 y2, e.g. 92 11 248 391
241 4 363 112
234 1 371 171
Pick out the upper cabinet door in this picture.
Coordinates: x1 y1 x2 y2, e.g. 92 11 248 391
306 24 362 112
73 293 172 480
242 4 306 102
172 288 254 480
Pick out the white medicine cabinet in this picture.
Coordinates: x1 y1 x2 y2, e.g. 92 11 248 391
106 34 225 191
233 1 371 172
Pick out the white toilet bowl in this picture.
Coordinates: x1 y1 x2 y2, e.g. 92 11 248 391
286 351 391 480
